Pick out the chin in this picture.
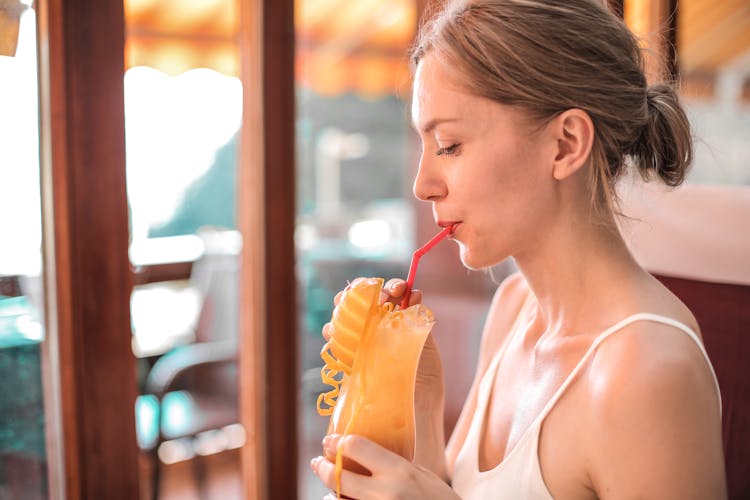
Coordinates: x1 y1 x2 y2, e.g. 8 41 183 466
459 242 507 271
458 245 491 271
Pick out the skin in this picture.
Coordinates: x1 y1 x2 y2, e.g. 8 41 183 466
311 54 727 499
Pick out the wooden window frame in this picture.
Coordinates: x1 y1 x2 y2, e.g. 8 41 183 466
238 1 298 499
36 0 141 497
623 0 678 82
36 0 299 498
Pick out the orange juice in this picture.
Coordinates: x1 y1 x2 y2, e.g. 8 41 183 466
329 302 433 458
318 278 435 477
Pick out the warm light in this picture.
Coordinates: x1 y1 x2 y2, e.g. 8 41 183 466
348 219 391 248
295 0 416 97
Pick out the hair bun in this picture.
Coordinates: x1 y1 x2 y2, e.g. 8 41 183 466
628 83 693 186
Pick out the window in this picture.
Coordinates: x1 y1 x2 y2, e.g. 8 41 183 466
294 1 418 497
0 4 50 498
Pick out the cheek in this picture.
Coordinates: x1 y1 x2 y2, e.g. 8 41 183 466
459 155 551 263
480 144 551 212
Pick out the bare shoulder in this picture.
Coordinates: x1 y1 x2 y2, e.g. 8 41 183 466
582 312 726 498
587 317 720 418
586 275 716 398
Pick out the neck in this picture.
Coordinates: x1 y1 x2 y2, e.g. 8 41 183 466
513 205 647 337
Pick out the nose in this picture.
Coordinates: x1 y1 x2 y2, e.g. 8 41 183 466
413 153 447 202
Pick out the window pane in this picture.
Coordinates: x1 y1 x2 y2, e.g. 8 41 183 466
124 0 241 262
295 1 418 497
677 0 750 185
123 1 243 497
0 5 50 499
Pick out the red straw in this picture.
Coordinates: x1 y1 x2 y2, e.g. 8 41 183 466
400 224 456 309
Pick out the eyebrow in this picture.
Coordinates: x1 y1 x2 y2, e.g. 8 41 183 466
412 117 460 134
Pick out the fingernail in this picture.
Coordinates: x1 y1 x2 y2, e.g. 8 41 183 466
323 434 339 452
310 456 320 471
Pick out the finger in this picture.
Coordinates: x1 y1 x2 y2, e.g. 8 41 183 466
322 436 371 475
408 289 423 307
335 277 370 306
327 434 408 476
322 322 332 341
384 279 407 298
380 287 422 307
310 455 370 497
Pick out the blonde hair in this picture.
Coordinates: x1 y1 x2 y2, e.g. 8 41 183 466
411 0 692 216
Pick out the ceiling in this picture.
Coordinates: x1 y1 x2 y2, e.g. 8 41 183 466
678 0 750 74
124 0 416 98
123 0 750 97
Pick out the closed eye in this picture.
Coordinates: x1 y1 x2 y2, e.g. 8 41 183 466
436 143 460 156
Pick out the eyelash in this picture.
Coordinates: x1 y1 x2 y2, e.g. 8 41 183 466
436 143 460 156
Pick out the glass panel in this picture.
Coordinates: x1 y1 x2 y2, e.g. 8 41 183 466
0 3 50 498
677 0 750 185
123 1 243 497
295 1 419 497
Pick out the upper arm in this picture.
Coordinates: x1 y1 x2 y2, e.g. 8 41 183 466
445 272 528 472
585 323 726 500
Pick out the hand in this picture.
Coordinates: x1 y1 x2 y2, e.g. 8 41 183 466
321 278 423 342
322 279 443 409
310 434 459 500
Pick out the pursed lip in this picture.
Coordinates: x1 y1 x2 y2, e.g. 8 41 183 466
437 220 462 235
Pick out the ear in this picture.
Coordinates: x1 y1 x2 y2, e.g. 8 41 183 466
550 109 594 181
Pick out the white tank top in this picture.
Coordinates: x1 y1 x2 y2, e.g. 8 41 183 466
452 312 722 499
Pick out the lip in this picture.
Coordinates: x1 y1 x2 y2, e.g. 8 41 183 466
437 221 462 236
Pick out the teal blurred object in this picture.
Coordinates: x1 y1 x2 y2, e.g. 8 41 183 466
0 295 40 348
135 390 206 451
0 295 48 498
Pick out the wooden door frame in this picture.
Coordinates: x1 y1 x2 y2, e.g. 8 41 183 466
36 0 141 497
623 0 676 82
238 1 298 499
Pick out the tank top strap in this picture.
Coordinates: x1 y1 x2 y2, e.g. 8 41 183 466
478 293 536 399
534 312 722 425
472 293 538 436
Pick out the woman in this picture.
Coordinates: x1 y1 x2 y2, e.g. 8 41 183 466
310 0 727 498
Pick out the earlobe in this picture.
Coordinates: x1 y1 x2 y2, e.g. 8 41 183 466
551 109 595 181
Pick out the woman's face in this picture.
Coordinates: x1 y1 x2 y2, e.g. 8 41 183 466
411 54 559 269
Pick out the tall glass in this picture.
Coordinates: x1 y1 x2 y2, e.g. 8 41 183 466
326 300 434 471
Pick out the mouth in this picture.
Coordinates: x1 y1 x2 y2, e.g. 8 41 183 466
437 221 462 235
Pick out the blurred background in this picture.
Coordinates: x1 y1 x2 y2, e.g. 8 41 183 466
0 0 748 498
